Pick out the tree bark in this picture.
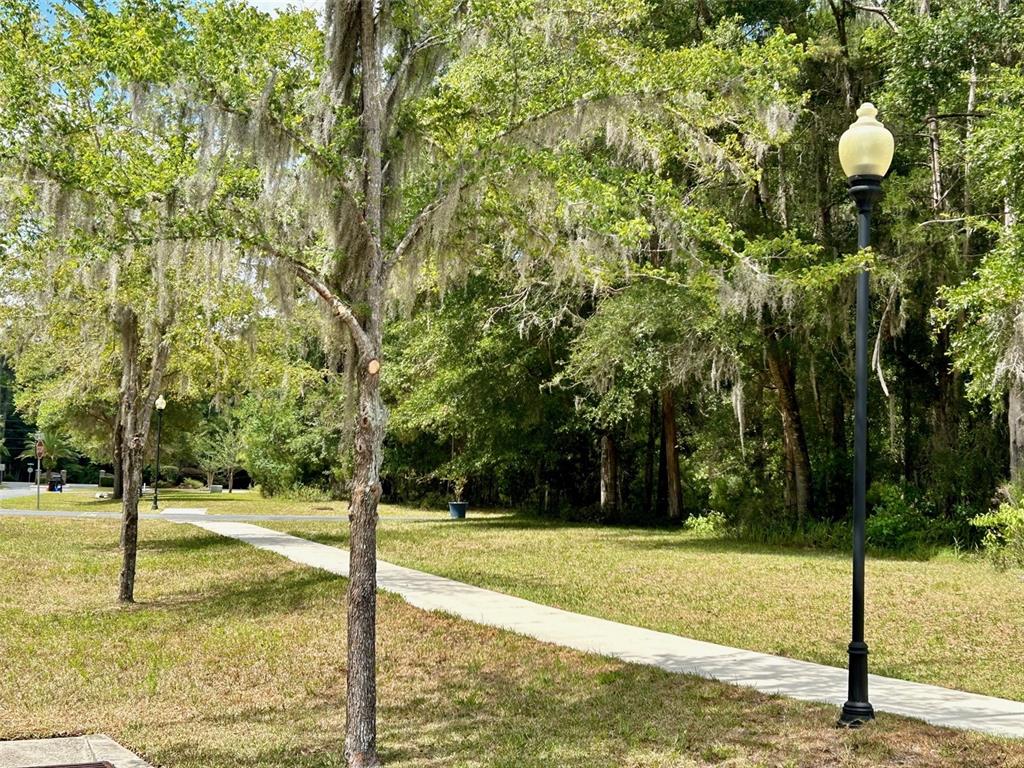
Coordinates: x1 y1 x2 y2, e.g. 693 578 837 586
345 358 385 766
600 433 619 521
1010 378 1024 483
926 114 944 211
344 1 385 762
117 311 141 600
643 393 657 516
766 339 813 524
112 415 124 500
0 363 8 469
828 0 854 108
661 387 683 521
117 308 170 604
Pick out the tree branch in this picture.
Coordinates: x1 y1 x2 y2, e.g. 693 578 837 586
388 170 469 268
849 2 898 31
198 78 376 258
245 233 373 360
384 35 443 127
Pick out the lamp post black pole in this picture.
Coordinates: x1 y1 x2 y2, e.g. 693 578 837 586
840 174 882 727
152 408 163 511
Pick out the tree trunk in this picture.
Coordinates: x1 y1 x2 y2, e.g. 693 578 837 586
829 389 849 518
112 415 124 501
661 387 683 521
926 114 943 211
343 1 386 761
228 467 235 493
345 359 385 766
600 433 619 521
118 311 141 601
643 393 657 516
828 0 854 108
117 308 170 604
1010 378 1024 483
766 339 813 524
0 363 8 470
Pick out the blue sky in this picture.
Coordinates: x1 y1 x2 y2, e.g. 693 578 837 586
36 0 323 19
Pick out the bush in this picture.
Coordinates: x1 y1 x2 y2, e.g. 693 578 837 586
736 518 848 550
972 500 1024 570
278 483 333 502
180 478 204 490
684 511 728 537
865 482 935 552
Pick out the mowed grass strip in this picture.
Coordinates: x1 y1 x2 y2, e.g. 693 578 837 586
0 488 508 520
264 515 1024 703
1 517 1022 767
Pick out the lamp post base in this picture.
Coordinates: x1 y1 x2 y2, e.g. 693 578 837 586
837 700 875 728
838 639 874 727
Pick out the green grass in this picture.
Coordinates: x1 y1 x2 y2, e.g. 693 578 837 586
260 514 1024 703
2 516 1023 767
6 490 1023 700
0 488 509 520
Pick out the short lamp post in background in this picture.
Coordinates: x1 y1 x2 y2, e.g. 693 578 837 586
35 438 44 511
836 102 894 727
152 395 167 511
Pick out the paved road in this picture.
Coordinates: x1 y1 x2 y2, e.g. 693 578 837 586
171 516 1024 740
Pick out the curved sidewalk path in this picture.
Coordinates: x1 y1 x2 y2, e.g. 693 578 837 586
166 514 1024 739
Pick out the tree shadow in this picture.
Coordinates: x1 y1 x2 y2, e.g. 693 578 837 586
133 633 1014 768
142 567 340 619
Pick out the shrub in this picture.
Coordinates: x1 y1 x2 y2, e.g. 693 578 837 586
972 501 1024 570
684 511 728 537
180 478 204 490
280 483 333 502
865 482 934 552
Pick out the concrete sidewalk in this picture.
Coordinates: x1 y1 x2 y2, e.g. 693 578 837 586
0 505 443 524
0 507 351 523
171 516 1024 740
0 734 150 768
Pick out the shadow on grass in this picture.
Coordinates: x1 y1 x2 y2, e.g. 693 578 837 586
146 567 340 619
283 513 858 563
135 634 1013 768
410 513 943 564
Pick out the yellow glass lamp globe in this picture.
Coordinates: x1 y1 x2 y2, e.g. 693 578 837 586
838 103 894 179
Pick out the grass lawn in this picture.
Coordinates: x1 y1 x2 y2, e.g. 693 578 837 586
1 516 1022 767
5 489 1023 701
262 515 1024 703
0 487 509 520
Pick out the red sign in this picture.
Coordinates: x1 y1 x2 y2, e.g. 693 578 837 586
35 440 45 459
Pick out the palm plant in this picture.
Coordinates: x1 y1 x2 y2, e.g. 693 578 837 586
18 431 78 473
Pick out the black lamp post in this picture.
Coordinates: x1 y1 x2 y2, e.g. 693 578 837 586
837 103 894 727
152 395 166 511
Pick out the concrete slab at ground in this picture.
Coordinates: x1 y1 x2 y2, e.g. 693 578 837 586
0 735 151 768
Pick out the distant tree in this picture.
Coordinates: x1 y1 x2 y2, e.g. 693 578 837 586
19 430 77 474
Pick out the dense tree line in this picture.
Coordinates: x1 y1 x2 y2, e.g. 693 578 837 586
379 0 1024 551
